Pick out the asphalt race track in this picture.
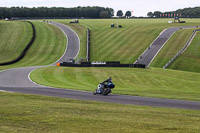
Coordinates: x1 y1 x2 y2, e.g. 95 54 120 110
0 22 200 110
134 26 199 67
50 22 80 64
1 86 200 110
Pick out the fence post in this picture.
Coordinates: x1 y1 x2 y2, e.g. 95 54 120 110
86 28 90 62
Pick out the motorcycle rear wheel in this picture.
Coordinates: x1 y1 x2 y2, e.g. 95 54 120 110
103 88 111 95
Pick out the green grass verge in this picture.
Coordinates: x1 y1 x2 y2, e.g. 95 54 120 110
150 28 198 68
0 21 32 63
31 66 200 101
54 19 200 64
0 21 66 71
0 92 200 133
168 31 200 73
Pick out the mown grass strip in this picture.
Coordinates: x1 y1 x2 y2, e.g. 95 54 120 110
0 92 200 133
0 21 35 65
31 66 200 101
150 28 196 68
168 31 200 73
15 22 67 66
0 21 32 64
54 19 200 64
0 21 66 71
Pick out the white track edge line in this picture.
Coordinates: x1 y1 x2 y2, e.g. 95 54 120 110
0 90 13 93
27 68 49 88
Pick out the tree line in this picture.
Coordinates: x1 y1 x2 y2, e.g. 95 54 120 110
0 6 114 18
116 10 132 18
147 6 200 18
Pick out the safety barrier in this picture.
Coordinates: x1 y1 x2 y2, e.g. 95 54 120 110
163 28 200 69
0 21 36 65
60 61 146 68
86 28 90 62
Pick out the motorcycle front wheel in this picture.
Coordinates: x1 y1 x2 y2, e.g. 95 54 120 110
93 89 97 95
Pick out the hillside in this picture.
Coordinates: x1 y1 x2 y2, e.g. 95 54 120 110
29 19 200 102
150 28 195 68
150 27 200 73
1 19 200 133
168 31 200 73
0 21 32 64
0 21 66 71
56 19 200 64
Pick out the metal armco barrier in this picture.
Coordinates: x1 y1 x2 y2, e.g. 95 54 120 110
60 62 146 68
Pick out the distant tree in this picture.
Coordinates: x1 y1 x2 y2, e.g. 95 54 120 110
106 7 114 17
153 11 162 18
117 10 123 18
125 11 131 18
147 12 153 17
99 11 109 18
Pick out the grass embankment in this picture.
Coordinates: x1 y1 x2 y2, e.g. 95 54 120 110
0 21 32 64
55 19 200 64
0 92 200 133
150 29 195 68
31 66 200 101
0 21 66 71
168 31 200 73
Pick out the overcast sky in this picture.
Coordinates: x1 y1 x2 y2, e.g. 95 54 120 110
1 0 200 16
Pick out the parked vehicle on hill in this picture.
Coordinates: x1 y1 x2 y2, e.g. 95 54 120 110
93 77 115 95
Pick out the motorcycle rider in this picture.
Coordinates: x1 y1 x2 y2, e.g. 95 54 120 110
95 77 113 94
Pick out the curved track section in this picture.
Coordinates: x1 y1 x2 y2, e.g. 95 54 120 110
50 22 80 65
0 66 42 87
134 26 198 67
0 22 80 88
0 23 200 110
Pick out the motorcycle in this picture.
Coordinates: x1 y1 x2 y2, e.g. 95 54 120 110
93 83 115 95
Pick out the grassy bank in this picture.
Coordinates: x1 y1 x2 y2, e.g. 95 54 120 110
31 66 200 101
150 29 195 68
55 19 200 64
0 21 66 71
0 21 32 64
0 92 200 133
14 21 66 66
168 31 200 73
1 19 200 133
